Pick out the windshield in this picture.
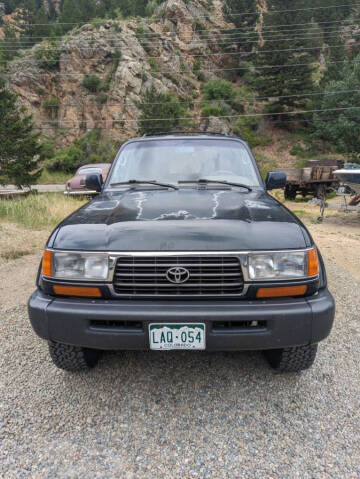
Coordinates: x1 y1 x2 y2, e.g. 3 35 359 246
78 167 103 175
107 139 261 187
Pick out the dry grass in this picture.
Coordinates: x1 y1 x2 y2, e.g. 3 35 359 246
38 170 70 185
0 193 86 265
0 193 86 229
0 221 48 267
253 126 299 171
1 249 33 261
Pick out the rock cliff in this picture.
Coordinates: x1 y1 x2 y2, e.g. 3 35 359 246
7 0 234 144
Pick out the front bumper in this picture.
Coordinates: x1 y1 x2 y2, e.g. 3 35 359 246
28 288 335 351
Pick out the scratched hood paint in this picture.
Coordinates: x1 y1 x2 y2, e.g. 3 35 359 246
51 189 311 251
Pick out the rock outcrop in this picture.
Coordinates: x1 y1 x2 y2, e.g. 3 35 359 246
7 0 234 144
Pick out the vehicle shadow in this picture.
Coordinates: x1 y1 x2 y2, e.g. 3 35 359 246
60 349 304 415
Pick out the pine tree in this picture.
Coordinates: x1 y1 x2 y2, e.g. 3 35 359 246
0 79 42 187
223 0 259 54
250 0 316 117
58 0 84 33
313 55 360 162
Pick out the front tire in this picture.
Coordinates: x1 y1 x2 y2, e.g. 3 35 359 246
284 185 297 201
48 341 101 372
264 344 318 372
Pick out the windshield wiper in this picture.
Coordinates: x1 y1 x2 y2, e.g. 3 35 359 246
178 179 252 192
110 179 178 190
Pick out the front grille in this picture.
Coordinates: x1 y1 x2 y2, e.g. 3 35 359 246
113 255 244 298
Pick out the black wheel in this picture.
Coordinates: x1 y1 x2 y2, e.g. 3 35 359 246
48 341 101 372
284 185 297 201
264 344 318 372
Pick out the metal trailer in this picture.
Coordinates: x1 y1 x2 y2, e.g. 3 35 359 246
280 159 343 200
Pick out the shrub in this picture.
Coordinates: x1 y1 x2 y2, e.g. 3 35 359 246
46 145 85 173
148 58 158 71
42 95 60 119
45 129 118 173
138 85 192 135
39 140 55 162
101 50 122 91
163 72 180 87
202 79 236 102
113 119 125 128
82 74 102 93
230 99 245 113
232 118 272 147
179 94 194 109
290 145 306 157
35 42 60 70
97 91 108 104
193 58 201 74
201 103 224 117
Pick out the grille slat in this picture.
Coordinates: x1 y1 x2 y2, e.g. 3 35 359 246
113 255 244 298
116 262 239 268
114 272 242 278
114 282 244 288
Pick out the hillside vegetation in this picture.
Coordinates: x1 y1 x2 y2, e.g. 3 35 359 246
1 0 360 180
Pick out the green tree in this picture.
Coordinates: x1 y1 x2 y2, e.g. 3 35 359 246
138 85 192 135
223 0 259 53
313 56 360 162
109 0 165 18
0 79 42 187
249 0 315 117
58 0 84 33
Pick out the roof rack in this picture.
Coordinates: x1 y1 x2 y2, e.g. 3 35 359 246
141 131 242 139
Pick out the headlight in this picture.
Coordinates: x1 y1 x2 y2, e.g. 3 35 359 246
43 251 109 280
248 249 318 280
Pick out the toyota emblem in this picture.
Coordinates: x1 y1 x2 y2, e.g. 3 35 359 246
166 267 190 284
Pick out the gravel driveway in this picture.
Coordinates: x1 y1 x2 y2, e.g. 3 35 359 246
1 260 359 478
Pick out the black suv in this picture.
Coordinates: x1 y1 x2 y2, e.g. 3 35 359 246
28 134 335 372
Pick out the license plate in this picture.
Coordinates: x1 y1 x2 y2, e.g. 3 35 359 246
149 323 206 350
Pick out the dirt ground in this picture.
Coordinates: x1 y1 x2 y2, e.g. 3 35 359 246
285 197 360 281
0 199 359 312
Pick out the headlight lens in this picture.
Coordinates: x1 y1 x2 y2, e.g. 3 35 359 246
248 251 309 280
51 252 109 280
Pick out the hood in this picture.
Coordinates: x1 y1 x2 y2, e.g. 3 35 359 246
51 188 310 251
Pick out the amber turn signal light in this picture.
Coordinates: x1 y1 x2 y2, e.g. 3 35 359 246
256 285 307 299
307 248 319 277
42 250 53 277
53 285 102 298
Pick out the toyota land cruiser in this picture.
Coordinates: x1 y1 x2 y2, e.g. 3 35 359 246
28 134 335 372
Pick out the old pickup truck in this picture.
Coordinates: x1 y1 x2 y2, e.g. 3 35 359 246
28 134 335 373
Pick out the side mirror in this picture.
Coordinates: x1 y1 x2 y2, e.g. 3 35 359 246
265 171 286 190
85 173 103 192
